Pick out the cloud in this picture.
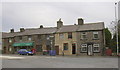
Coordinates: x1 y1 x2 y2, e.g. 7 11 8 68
2 2 115 32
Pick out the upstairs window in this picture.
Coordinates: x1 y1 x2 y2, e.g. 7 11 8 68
63 43 68 50
59 33 64 39
93 32 99 39
81 32 87 39
9 38 12 43
81 44 87 52
68 32 72 39
19 36 22 42
28 35 32 41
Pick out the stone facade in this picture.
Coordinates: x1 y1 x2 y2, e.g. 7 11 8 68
55 32 77 55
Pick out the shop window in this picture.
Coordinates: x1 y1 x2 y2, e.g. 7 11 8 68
93 32 99 39
68 32 72 39
81 32 87 39
93 44 100 52
81 44 87 52
63 43 68 50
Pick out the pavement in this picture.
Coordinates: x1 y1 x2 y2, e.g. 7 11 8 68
0 54 119 68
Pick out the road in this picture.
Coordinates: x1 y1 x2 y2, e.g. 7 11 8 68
1 55 118 68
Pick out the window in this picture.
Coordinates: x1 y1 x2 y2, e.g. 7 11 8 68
19 36 22 42
81 32 87 39
93 32 99 39
59 33 64 39
28 36 32 41
81 44 87 52
63 43 68 50
68 32 72 39
93 44 100 52
46 35 50 40
9 38 12 43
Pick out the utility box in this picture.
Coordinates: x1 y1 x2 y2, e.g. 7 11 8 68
106 49 112 56
49 50 56 56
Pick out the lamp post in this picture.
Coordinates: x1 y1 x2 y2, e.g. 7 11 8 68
115 2 119 55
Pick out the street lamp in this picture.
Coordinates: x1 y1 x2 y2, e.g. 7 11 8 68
115 2 119 55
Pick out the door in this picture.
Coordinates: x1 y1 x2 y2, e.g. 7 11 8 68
55 46 59 55
3 47 6 53
72 44 76 54
88 45 93 56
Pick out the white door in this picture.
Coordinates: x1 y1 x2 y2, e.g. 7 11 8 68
88 45 93 56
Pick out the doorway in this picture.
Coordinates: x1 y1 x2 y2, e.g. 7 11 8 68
55 46 59 55
72 44 76 54
87 45 93 56
3 47 6 53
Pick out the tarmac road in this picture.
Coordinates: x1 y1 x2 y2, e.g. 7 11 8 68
1 55 118 68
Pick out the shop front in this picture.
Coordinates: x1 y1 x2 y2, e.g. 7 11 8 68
12 42 34 53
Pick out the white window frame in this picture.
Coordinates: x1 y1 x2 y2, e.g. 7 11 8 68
81 44 87 52
81 32 87 39
93 32 99 39
93 44 100 52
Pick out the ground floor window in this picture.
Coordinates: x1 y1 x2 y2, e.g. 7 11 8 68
63 43 68 50
93 44 100 52
81 44 87 52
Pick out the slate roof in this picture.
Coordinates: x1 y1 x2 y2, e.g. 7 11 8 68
56 22 104 33
2 27 57 38
2 22 104 38
77 22 104 31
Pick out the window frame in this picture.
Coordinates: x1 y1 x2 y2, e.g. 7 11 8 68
9 38 12 43
68 32 72 39
93 44 100 52
28 35 32 41
19 36 22 42
81 44 87 52
59 33 64 39
63 43 68 50
93 32 99 39
81 32 87 39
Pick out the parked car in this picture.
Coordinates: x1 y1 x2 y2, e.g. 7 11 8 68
18 49 33 55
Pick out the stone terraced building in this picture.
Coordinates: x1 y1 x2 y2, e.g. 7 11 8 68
2 18 105 56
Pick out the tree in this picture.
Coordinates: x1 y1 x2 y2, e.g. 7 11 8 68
104 28 112 48
110 33 120 53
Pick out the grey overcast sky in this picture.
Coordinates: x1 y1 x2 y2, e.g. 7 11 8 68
2 1 119 32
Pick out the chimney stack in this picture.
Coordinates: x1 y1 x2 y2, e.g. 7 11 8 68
20 28 25 32
78 18 84 25
10 29 14 33
57 18 63 29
